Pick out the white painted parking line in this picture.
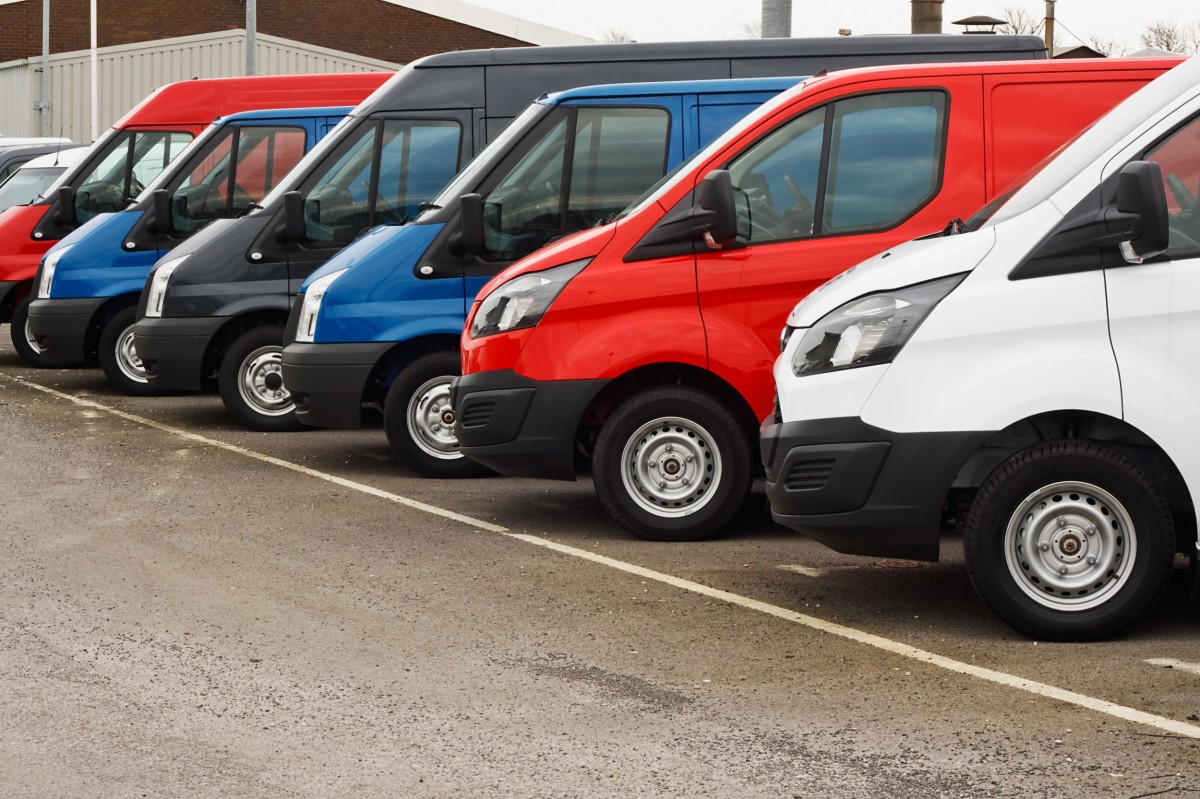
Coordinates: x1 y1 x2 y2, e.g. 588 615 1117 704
14 375 1200 741
1146 658 1200 677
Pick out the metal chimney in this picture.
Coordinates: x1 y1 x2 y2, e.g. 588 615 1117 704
762 0 792 38
911 0 944 34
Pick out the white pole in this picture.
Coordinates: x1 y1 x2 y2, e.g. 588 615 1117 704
246 0 256 76
90 0 97 141
39 0 49 136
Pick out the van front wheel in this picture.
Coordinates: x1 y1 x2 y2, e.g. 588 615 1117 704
99 307 159 395
383 351 488 478
592 386 752 541
218 325 300 432
963 440 1175 641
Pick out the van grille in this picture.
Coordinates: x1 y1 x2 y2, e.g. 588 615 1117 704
459 399 496 429
784 458 836 492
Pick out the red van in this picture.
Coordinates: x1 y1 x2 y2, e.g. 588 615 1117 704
1 71 389 364
452 58 1182 541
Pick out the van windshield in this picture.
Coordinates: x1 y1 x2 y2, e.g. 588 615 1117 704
0 166 67 212
68 128 194 225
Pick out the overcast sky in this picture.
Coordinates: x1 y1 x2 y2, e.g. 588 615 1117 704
467 0 1200 51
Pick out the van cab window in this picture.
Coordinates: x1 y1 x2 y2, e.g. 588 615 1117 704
171 126 306 235
1145 115 1200 257
481 106 670 262
728 90 947 243
302 118 461 246
75 130 193 224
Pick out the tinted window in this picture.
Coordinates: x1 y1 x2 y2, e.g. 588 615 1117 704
302 118 461 246
1145 115 1200 258
482 106 670 261
171 125 306 234
727 91 946 244
75 130 193 224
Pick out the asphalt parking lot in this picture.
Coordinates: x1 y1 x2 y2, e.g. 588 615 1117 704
1 332 1198 798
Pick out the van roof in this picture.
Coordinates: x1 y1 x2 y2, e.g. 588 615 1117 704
19 147 91 170
544 76 806 104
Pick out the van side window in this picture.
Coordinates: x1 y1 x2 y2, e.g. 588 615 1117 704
171 126 306 235
482 106 670 262
75 130 193 225
1145 116 1200 257
727 90 947 243
302 118 462 246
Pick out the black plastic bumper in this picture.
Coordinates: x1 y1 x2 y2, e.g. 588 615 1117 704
26 296 105 363
133 316 227 391
451 369 608 481
282 342 393 429
0 280 19 321
760 414 992 562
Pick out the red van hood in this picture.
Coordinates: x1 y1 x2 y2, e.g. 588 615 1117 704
477 221 618 300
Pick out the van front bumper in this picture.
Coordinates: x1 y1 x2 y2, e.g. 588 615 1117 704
133 316 227 391
282 342 393 429
760 414 992 562
451 369 608 481
26 296 105 363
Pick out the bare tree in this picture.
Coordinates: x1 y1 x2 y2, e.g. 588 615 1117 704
1088 35 1130 57
1139 19 1200 53
996 4 1042 36
599 27 635 44
738 19 762 39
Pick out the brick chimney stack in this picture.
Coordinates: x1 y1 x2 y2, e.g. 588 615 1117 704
911 0 944 33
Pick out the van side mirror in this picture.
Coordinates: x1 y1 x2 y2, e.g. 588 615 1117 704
282 190 307 244
151 189 173 235
57 185 76 229
697 170 737 248
459 193 486 256
1113 160 1169 263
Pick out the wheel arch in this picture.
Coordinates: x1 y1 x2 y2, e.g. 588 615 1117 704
579 362 759 452
85 292 142 361
949 409 1196 552
365 333 460 405
205 309 291 379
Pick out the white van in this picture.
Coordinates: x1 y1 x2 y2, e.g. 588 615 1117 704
761 54 1200 641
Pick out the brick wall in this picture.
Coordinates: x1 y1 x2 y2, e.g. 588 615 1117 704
0 0 530 65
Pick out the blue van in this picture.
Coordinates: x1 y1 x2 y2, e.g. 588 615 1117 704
27 107 352 393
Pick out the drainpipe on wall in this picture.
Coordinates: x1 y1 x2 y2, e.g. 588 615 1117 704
37 0 49 136
1044 0 1056 55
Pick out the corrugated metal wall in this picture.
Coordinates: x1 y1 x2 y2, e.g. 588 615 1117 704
0 30 398 142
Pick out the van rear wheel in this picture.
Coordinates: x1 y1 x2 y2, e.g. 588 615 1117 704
963 440 1175 641
592 386 752 541
383 351 488 478
218 325 301 432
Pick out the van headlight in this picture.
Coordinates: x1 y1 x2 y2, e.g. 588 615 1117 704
792 273 965 377
36 244 74 299
294 267 346 343
469 259 589 339
143 254 190 318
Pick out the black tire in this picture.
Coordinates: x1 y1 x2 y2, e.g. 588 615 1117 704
10 296 62 367
592 386 753 542
963 440 1175 641
99 306 161 396
383 351 488 478
217 325 301 432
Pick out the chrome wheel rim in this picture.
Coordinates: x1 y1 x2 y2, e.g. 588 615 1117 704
406 375 461 460
237 345 292 417
114 323 147 384
24 317 46 355
1003 480 1136 611
619 416 721 518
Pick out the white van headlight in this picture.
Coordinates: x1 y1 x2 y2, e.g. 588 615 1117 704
792 273 965 377
144 254 190 318
36 244 75 299
294 267 346 343
469 259 589 339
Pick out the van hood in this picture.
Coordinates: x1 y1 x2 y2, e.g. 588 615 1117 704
302 222 441 292
477 221 618 300
786 227 997 328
